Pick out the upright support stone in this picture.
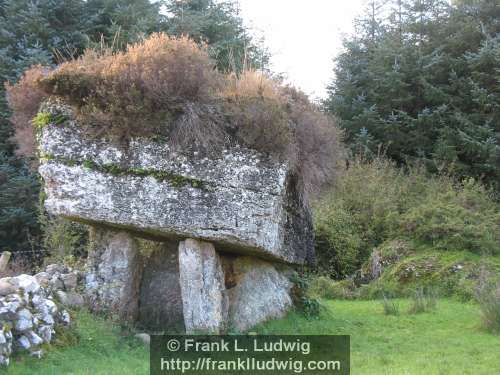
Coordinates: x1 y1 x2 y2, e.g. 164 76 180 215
224 257 293 332
138 240 185 331
85 228 142 322
178 239 227 334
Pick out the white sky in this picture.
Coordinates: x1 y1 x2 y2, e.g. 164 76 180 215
238 0 366 100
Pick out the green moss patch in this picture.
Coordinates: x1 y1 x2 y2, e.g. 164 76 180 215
44 155 209 190
33 111 68 129
357 249 500 301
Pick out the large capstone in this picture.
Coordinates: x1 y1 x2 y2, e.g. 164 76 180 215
38 103 314 265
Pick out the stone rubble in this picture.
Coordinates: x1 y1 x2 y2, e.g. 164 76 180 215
0 265 83 366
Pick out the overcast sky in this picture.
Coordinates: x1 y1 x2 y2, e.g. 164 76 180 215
238 0 366 99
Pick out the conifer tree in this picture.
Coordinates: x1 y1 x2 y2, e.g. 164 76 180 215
163 0 269 72
325 0 500 188
0 0 163 253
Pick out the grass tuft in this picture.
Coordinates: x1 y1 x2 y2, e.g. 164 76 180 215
381 294 400 316
408 287 438 314
478 285 500 334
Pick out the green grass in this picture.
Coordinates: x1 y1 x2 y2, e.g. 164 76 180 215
0 310 148 375
2 300 499 374
255 299 500 375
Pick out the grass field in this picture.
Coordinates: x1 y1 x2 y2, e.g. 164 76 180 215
1 299 498 374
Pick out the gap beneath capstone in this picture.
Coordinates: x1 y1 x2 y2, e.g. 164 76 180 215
85 228 294 333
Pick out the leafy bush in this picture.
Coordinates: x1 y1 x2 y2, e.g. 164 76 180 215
308 276 356 300
314 157 500 279
313 157 413 278
289 273 321 318
314 205 363 278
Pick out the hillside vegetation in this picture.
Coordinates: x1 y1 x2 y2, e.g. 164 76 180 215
311 156 499 313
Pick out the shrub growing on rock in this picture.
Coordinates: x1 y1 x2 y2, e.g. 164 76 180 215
8 33 343 197
39 34 223 141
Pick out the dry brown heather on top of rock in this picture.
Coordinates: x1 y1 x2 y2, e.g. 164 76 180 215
8 32 343 197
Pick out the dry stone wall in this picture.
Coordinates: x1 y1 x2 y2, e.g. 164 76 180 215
0 265 80 366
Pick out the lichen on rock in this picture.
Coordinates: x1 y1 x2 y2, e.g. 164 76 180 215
38 101 314 265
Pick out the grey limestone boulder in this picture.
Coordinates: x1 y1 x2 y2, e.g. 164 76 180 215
37 103 314 265
0 280 16 296
56 291 84 308
224 256 293 332
85 229 142 321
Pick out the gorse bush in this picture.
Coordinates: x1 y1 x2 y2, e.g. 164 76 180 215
314 157 500 278
400 179 500 255
313 205 363 279
8 33 343 196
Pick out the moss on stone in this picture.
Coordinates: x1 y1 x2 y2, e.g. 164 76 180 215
356 249 500 301
33 112 52 129
45 154 209 189
137 238 163 258
33 111 68 129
